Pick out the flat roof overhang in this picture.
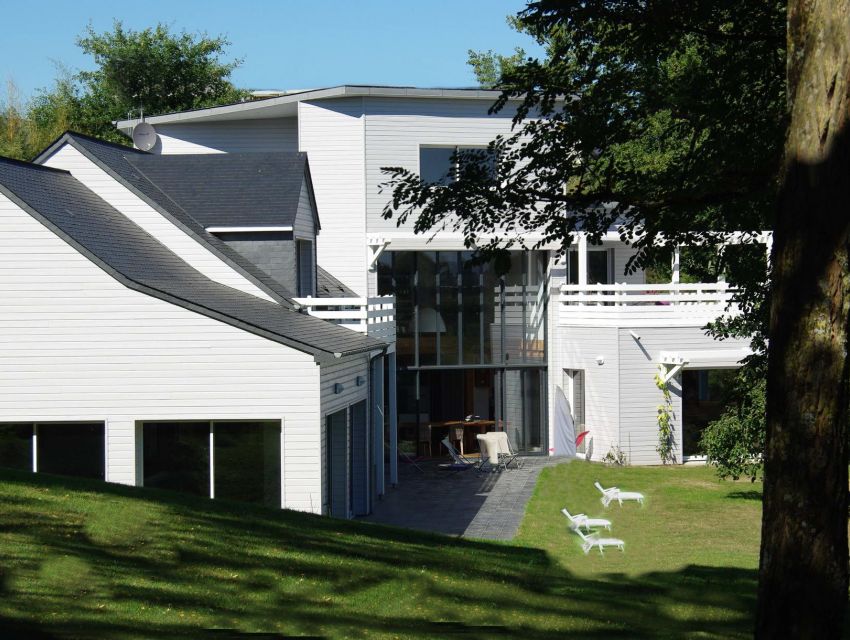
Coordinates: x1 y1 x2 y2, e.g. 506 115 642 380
115 85 511 131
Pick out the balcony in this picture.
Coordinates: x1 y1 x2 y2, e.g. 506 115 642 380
559 282 735 327
292 295 396 342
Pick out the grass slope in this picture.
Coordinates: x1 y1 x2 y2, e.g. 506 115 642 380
0 464 764 639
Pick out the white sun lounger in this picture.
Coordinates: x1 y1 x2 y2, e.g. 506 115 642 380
562 508 612 532
573 527 625 555
595 481 645 507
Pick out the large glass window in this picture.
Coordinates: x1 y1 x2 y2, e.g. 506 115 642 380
568 249 611 285
0 422 105 479
420 147 457 185
0 423 32 471
417 252 439 366
38 423 105 480
380 251 542 367
143 420 282 506
379 250 549 455
500 369 545 453
438 252 460 365
214 422 281 507
419 146 497 185
144 422 210 497
682 369 737 456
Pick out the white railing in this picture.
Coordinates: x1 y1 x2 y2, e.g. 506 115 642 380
559 282 736 325
292 295 396 341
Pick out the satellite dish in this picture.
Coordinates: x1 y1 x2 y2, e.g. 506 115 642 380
132 122 158 151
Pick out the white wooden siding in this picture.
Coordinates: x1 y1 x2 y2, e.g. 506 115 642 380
40 144 275 302
617 326 749 465
295 175 316 239
0 193 323 512
612 244 645 285
363 97 519 237
555 326 621 461
298 98 367 295
153 118 298 154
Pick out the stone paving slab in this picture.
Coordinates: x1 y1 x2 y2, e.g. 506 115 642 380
362 456 566 540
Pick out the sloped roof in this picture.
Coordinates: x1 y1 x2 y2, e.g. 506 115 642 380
317 265 358 298
0 157 384 361
124 151 318 230
34 132 307 304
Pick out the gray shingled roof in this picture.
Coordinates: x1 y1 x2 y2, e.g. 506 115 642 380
33 133 303 305
0 157 384 361
124 152 314 229
317 265 358 298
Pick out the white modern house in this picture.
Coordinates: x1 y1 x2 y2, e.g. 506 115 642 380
112 85 761 467
0 132 396 519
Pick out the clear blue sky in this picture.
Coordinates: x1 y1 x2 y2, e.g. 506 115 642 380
1 0 540 101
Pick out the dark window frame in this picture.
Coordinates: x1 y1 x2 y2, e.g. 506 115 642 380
419 145 498 185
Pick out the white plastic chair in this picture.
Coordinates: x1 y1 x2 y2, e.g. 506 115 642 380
573 527 625 555
561 508 612 532
595 481 645 507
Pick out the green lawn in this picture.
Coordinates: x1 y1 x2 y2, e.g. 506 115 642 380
0 463 764 639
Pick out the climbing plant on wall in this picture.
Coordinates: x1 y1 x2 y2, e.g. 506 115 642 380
654 369 676 464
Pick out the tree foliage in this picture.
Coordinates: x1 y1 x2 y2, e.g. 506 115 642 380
383 1 785 355
0 21 247 157
700 378 766 481
468 47 526 88
75 22 248 141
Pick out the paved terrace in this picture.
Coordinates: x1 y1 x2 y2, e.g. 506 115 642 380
363 456 565 540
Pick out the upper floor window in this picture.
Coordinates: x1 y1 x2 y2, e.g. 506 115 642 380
296 239 315 297
419 145 497 185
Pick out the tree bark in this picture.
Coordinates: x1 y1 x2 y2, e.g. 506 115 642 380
756 1 850 637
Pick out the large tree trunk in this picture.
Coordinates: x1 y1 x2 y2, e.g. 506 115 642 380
756 1 850 637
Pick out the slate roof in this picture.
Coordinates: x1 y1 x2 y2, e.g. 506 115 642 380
0 157 384 361
317 265 358 298
124 152 316 229
34 133 307 305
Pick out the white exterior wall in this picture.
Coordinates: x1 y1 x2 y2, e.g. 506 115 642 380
555 320 750 465
298 99 368 295
152 118 298 154
41 144 275 302
363 97 518 236
555 326 621 461
361 97 519 296
612 244 645 284
0 193 323 511
617 326 750 465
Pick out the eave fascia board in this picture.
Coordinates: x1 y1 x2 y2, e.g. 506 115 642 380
207 226 293 233
114 85 516 130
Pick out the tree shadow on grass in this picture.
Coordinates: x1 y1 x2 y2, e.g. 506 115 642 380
726 490 763 501
0 470 759 639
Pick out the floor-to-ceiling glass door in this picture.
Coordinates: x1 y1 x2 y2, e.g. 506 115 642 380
498 369 547 453
380 249 550 457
